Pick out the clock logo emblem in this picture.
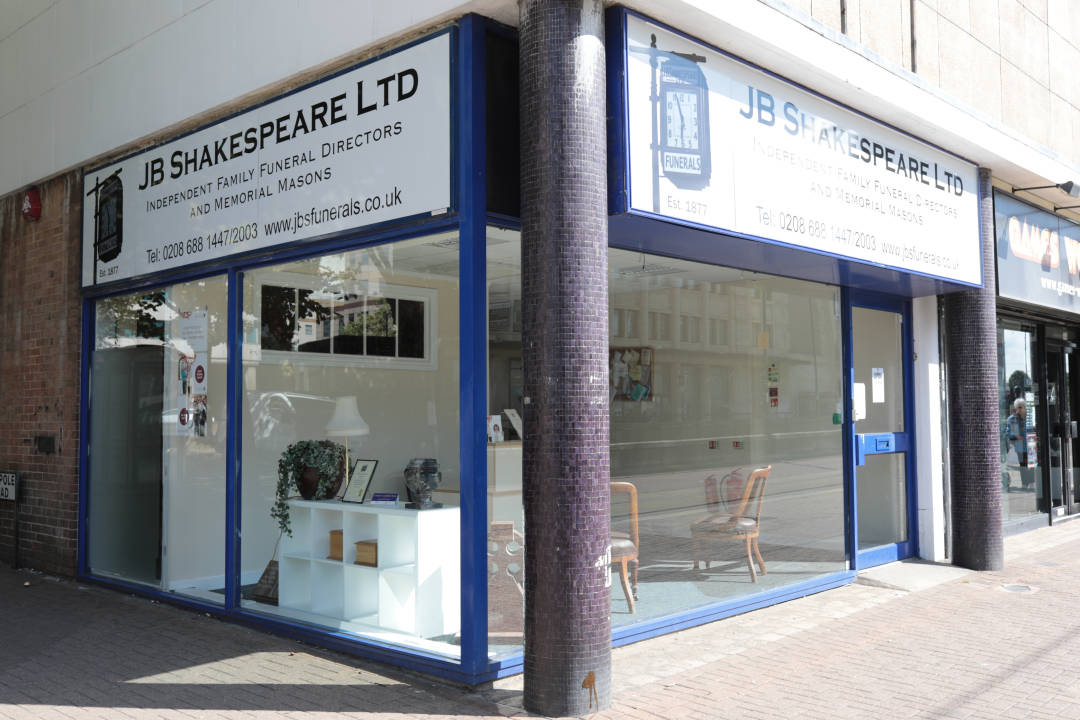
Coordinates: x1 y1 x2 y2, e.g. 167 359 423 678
87 168 124 281
658 55 711 190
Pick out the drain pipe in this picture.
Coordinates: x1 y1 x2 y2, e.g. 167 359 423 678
910 0 918 73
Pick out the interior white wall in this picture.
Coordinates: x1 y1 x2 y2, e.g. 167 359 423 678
912 294 946 562
238 268 460 581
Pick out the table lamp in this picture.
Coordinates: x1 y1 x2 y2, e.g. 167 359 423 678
325 396 370 495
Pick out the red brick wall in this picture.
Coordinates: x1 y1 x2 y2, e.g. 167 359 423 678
0 173 83 576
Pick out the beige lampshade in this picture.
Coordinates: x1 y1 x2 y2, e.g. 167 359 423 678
325 396 370 437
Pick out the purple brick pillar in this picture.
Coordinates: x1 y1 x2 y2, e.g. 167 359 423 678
944 167 1003 571
519 0 611 715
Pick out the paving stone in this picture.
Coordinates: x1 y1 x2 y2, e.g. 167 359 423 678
6 521 1080 717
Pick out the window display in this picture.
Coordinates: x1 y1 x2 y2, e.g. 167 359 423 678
239 232 461 657
486 233 846 656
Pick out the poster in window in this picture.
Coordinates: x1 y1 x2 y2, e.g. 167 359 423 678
610 346 654 401
176 406 195 437
190 352 207 395
178 310 208 352
178 354 193 396
191 394 208 438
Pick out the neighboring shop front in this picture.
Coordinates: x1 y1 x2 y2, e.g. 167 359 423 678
994 190 1080 532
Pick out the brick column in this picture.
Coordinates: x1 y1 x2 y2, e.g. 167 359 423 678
519 0 611 715
944 167 1003 570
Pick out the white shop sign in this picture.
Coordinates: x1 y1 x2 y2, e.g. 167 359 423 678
82 33 451 287
624 16 981 286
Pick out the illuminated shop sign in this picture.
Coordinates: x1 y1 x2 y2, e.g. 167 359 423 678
81 32 451 287
620 15 981 286
995 192 1080 313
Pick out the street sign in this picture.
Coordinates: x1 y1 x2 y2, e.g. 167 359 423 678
0 471 17 501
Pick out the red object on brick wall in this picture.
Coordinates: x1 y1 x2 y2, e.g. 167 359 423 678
21 188 41 221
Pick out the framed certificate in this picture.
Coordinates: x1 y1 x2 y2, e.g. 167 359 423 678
340 459 379 503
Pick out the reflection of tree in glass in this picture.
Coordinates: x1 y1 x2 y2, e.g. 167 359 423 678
1008 370 1030 391
338 299 397 357
300 290 333 335
260 286 295 350
1006 370 1031 406
261 286 331 350
367 299 397 337
96 290 167 343
340 299 397 337
364 299 396 356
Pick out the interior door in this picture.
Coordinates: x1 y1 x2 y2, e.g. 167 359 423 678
848 292 915 569
87 344 164 583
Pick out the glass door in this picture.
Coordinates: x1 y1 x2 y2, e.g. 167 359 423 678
848 292 914 569
1045 342 1072 517
998 318 1041 524
1066 343 1080 516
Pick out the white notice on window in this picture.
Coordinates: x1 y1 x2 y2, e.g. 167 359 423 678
853 382 867 421
872 367 885 404
177 310 208 354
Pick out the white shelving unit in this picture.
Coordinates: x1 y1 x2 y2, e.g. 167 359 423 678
279 499 460 638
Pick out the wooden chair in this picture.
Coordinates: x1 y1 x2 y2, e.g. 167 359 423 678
691 466 771 582
610 481 639 613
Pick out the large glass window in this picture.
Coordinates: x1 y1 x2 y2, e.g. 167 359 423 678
485 234 846 654
88 276 228 603
239 233 461 659
997 318 1043 524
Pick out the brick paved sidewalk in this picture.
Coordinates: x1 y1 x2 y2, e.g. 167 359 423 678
3 520 1080 719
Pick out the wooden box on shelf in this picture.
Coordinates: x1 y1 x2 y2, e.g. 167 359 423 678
328 529 343 561
354 540 378 567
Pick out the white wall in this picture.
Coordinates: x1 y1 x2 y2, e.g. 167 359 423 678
0 0 513 198
3 0 1078 201
912 294 946 562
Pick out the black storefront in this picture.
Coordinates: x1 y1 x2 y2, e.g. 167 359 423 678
995 190 1080 531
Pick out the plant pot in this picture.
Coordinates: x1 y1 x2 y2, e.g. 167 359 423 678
298 462 345 500
298 467 320 499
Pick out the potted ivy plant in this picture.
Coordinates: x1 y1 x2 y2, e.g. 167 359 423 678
272 439 347 535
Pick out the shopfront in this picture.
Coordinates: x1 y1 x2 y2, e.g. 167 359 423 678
995 191 1080 532
79 25 488 680
603 9 980 594
77 11 983 685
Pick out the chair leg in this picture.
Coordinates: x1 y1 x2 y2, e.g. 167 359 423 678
692 534 700 570
631 558 639 600
744 535 757 583
752 536 766 576
617 559 636 613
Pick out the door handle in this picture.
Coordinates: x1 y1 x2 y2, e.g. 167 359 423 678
855 433 903 467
